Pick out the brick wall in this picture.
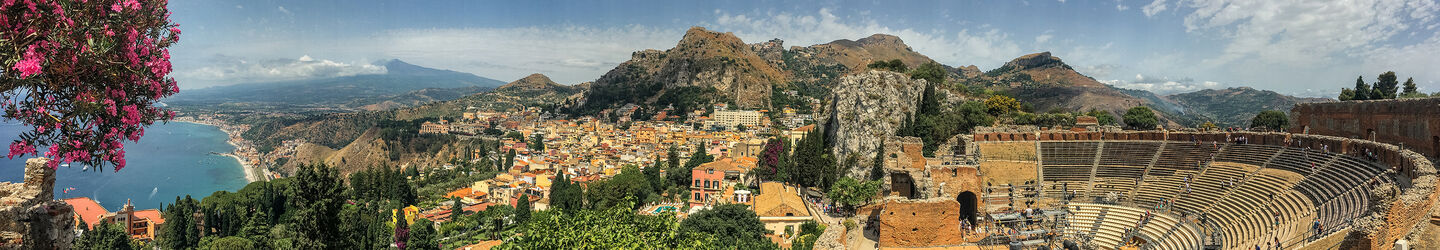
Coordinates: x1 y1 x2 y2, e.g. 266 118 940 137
1290 98 1440 159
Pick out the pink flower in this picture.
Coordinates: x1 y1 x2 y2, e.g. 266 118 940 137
12 51 43 78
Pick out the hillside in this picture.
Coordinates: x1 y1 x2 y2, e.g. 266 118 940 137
397 73 584 120
1166 87 1332 127
168 60 504 111
964 52 1183 127
571 27 940 116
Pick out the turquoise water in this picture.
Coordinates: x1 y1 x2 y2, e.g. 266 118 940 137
0 122 248 211
652 205 677 214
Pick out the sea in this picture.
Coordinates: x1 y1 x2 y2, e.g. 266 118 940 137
0 121 248 211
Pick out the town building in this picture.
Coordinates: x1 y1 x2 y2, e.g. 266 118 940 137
709 110 762 130
752 182 813 239
689 164 727 207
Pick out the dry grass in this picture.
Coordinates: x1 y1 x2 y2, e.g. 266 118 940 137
977 142 1036 162
978 161 1038 186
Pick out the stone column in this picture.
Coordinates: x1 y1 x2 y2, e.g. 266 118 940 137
22 158 53 201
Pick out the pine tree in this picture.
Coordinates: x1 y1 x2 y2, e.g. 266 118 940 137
1402 77 1420 97
394 211 410 250
450 197 465 219
1353 76 1372 100
1376 71 1400 99
407 219 439 250
870 143 886 181
75 222 134 250
516 194 532 224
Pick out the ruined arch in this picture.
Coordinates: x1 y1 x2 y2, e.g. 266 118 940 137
892 173 915 199
957 191 978 225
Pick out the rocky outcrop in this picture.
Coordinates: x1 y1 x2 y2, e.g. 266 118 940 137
825 71 926 178
577 27 784 111
0 158 75 250
1002 51 1066 70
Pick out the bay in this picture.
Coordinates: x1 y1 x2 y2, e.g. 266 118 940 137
0 122 248 211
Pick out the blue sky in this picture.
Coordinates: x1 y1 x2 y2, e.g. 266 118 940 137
168 0 1440 97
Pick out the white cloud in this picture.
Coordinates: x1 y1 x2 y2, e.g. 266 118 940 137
277 6 290 15
1116 0 1131 11
1059 0 1067 3
1174 0 1438 67
1101 74 1223 94
1143 0 1169 17
1035 33 1054 44
175 55 386 87
709 8 1024 69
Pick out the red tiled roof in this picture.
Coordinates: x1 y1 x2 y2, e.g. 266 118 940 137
63 197 108 230
133 209 165 225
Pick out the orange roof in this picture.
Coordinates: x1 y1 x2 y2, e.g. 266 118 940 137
133 209 165 225
446 187 475 198
458 240 504 250
793 124 816 133
63 197 109 230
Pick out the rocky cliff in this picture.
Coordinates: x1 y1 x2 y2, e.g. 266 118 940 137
577 27 784 113
825 71 926 178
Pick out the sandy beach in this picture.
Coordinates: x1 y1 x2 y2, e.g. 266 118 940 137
175 118 265 183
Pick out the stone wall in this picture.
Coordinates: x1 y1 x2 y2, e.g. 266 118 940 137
963 127 1437 249
875 198 966 248
0 158 74 250
1290 98 1440 159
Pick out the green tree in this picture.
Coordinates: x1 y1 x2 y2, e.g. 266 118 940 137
450 197 465 218
1353 76 1372 100
909 62 947 87
75 222 134 250
587 165 654 210
790 127 837 189
158 195 202 249
394 210 410 249
867 59 908 72
827 177 882 214
1249 110 1290 131
1086 109 1117 125
529 133 545 151
869 143 886 181
497 202 716 249
203 236 257 250
1375 71 1400 99
549 172 584 213
502 149 516 172
286 163 345 249
684 143 713 169
1401 77 1424 98
1339 88 1356 101
516 194 532 224
407 219 439 250
643 160 667 194
680 204 779 249
1123 106 1159 130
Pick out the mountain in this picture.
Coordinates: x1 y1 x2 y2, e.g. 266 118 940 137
1165 87 1332 127
573 27 785 115
571 27 939 116
496 73 568 92
168 60 504 110
396 73 585 120
963 52 1184 127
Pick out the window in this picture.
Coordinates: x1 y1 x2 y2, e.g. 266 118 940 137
694 180 700 187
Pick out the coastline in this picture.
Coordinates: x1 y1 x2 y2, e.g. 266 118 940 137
173 118 266 183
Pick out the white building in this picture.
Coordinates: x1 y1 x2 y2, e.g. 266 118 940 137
710 110 761 130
